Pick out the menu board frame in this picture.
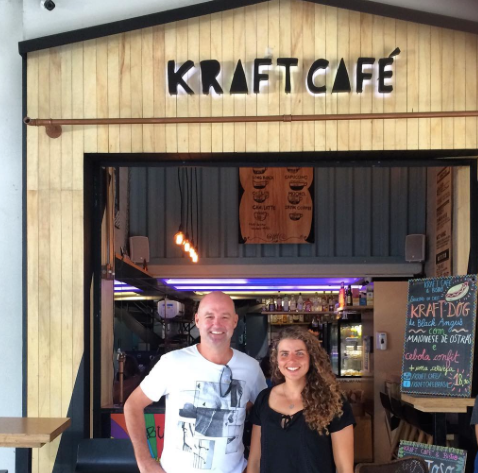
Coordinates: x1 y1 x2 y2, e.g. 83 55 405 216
398 440 467 473
401 275 477 397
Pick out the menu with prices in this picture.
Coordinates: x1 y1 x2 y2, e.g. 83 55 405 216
398 441 466 473
401 275 477 397
239 167 314 244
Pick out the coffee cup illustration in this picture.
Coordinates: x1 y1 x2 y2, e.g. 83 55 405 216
252 167 267 174
289 212 303 221
253 190 269 203
252 178 268 189
289 180 307 191
287 167 300 174
254 211 268 221
288 192 304 205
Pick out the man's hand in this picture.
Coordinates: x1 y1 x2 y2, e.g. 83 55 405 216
138 457 166 473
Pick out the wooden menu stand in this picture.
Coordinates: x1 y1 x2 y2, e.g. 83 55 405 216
401 394 475 446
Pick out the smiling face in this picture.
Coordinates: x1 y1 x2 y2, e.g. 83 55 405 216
195 292 238 352
277 338 310 381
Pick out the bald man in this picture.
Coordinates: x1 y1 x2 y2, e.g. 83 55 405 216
125 292 267 473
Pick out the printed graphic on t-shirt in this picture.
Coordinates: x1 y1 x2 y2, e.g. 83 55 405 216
175 378 247 470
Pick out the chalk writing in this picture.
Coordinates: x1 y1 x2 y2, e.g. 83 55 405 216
401 275 477 396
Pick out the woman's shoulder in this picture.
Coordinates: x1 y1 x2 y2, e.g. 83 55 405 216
256 386 273 404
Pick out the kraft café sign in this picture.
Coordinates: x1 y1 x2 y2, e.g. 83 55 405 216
167 48 401 96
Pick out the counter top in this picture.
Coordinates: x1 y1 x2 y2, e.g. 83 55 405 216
401 394 475 413
0 417 71 448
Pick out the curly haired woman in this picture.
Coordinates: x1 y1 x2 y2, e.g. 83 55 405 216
247 326 355 473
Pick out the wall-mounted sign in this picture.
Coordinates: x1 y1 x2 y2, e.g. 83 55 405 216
435 167 453 277
168 48 400 96
398 441 466 473
401 275 477 397
239 167 313 244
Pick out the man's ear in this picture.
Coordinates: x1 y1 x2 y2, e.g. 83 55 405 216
195 312 200 325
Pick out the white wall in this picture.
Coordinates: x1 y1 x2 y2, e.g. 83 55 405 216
0 1 24 471
21 0 478 40
23 0 210 39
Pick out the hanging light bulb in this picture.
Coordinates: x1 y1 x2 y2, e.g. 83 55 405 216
174 225 184 245
189 241 196 258
183 233 191 253
192 252 199 263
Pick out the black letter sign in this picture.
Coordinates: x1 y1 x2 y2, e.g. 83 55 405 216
168 60 194 95
200 60 223 95
277 58 299 93
307 59 329 94
378 57 394 93
332 58 351 93
356 58 375 93
254 58 272 93
230 59 249 94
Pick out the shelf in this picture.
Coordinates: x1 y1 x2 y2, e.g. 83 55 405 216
336 306 373 312
401 394 475 413
270 322 310 326
263 311 335 315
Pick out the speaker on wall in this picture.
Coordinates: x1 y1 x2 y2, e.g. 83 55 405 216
405 234 426 262
129 236 150 264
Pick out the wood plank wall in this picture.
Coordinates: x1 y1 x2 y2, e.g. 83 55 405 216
26 0 478 471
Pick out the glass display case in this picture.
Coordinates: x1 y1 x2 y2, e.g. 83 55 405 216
339 321 363 376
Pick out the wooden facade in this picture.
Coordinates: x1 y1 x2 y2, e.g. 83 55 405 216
25 0 478 471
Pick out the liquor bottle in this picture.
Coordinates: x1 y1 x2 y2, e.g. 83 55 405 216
283 295 290 312
293 311 300 322
346 285 353 306
290 295 297 312
312 292 320 311
262 299 267 312
276 291 283 311
328 296 334 312
339 282 345 308
268 298 275 312
304 298 313 312
297 293 304 311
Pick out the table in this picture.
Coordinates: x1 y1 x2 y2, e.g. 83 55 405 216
401 395 475 446
0 417 71 472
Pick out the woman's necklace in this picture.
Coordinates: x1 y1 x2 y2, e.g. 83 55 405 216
288 403 295 410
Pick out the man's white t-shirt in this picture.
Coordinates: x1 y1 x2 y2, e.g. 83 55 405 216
140 345 267 473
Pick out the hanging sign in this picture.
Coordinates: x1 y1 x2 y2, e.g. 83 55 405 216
239 167 313 244
401 275 477 397
398 441 467 473
435 167 453 277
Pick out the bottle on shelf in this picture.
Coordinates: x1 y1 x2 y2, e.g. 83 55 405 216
297 293 304 311
290 295 297 312
367 285 374 306
346 285 353 306
283 294 289 312
262 299 267 312
312 292 320 311
339 282 346 308
293 311 300 322
311 315 319 328
276 291 283 311
268 298 276 312
328 295 334 312
304 297 313 312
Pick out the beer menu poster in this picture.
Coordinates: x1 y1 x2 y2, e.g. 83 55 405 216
401 275 477 397
239 167 314 244
398 441 466 473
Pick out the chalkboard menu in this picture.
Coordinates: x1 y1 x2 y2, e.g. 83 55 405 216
401 275 477 397
398 441 467 473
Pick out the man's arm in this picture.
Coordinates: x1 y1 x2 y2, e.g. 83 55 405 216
124 386 165 473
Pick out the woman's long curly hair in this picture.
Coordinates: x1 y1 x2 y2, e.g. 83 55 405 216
270 326 343 435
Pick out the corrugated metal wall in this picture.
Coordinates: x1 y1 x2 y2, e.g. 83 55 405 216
129 167 426 263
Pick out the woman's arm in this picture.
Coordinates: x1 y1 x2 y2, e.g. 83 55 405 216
331 425 354 473
246 425 262 473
